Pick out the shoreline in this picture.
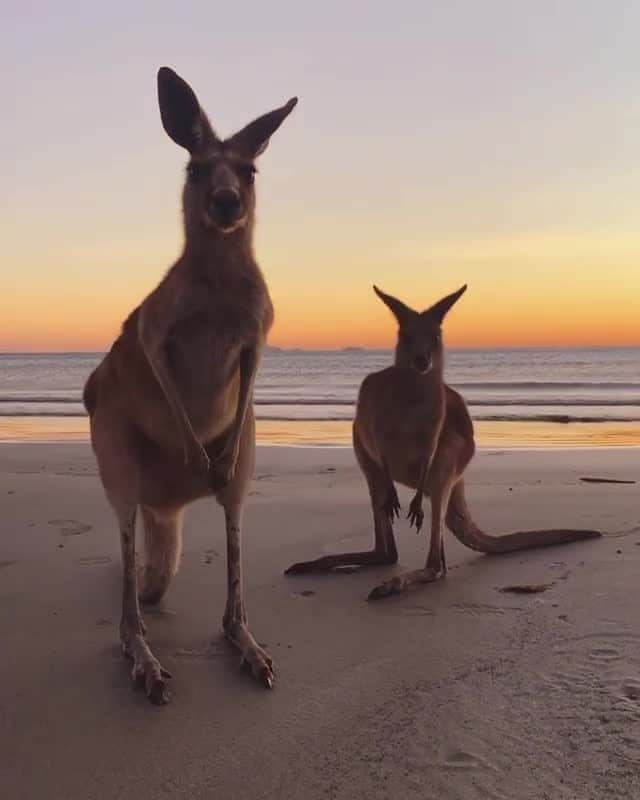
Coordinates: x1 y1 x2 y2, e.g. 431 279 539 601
2 441 640 453
2 415 640 448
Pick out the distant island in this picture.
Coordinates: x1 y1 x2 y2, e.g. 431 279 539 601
263 345 386 354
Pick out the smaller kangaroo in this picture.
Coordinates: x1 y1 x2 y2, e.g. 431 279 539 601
286 285 601 599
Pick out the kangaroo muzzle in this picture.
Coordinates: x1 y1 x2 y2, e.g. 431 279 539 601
412 355 432 374
208 189 244 231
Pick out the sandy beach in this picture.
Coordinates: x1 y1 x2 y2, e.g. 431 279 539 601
1 442 639 799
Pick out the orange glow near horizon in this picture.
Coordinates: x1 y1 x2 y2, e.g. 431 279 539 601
3 269 639 352
2 230 640 352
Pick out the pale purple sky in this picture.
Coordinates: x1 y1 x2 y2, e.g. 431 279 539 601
2 1 639 349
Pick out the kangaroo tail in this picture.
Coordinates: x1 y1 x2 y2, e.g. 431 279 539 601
445 480 601 554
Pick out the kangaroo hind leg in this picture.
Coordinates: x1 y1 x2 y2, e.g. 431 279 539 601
114 499 172 704
368 444 457 601
285 426 398 575
90 410 172 703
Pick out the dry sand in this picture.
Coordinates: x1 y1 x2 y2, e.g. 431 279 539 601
1 443 639 799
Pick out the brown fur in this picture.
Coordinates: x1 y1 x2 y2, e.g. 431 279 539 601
286 285 601 599
85 66 297 702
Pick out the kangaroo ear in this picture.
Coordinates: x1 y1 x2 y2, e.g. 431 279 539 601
227 97 298 159
157 67 216 153
373 285 414 324
423 285 467 324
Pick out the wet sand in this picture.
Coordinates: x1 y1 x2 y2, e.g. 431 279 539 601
1 443 639 799
2 414 640 448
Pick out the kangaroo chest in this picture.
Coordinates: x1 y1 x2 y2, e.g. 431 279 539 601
163 281 269 434
358 369 445 473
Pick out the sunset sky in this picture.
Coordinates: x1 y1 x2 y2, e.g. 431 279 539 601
2 1 639 351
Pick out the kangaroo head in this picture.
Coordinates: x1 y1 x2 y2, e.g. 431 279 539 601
373 284 467 374
157 67 297 237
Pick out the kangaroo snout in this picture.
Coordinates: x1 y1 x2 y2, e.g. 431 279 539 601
210 189 243 228
412 355 432 374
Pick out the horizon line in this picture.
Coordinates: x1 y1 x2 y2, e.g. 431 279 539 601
2 344 640 356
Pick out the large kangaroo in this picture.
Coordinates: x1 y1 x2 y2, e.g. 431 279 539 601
84 67 297 702
286 285 600 599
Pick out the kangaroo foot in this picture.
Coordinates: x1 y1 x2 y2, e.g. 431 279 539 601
121 630 172 704
224 619 274 689
367 565 445 601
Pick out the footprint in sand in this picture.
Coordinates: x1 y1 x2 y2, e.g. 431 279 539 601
172 644 224 659
429 748 498 773
254 473 274 482
619 680 640 702
451 601 521 616
401 605 435 617
443 750 488 771
547 630 640 731
49 519 92 537
545 668 594 694
590 646 621 663
77 556 112 566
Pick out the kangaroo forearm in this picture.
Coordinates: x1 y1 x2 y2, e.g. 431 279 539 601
136 304 202 449
415 441 438 495
140 339 200 449
222 347 259 455
155 360 195 443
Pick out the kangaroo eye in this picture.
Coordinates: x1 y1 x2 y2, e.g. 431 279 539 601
433 332 442 345
237 163 257 184
186 161 211 182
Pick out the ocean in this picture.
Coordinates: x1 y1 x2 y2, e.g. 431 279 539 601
1 348 639 447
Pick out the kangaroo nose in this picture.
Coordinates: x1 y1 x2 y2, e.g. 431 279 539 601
413 355 432 374
211 189 241 219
